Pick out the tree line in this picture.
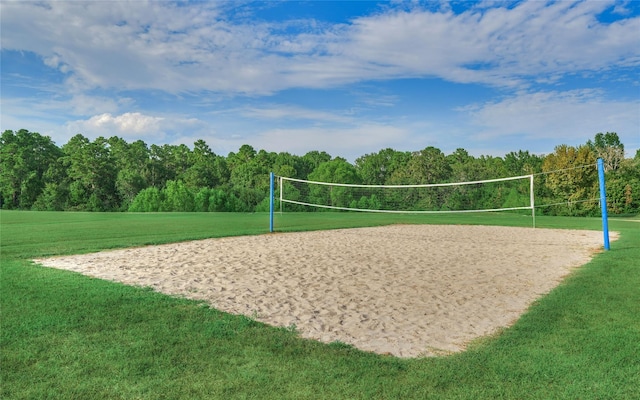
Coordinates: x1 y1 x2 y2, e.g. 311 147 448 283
1 129 638 216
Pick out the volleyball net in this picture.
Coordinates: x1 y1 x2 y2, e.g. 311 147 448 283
268 158 611 249
277 174 535 215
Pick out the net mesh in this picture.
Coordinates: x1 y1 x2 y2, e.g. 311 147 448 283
279 175 534 214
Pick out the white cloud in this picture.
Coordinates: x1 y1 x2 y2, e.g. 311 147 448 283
2 1 638 95
65 95 126 116
345 1 640 85
239 105 353 124
250 123 411 161
461 89 640 152
66 112 164 139
64 112 210 143
0 99 63 141
87 113 164 134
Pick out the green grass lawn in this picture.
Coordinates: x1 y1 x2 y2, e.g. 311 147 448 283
1 211 639 399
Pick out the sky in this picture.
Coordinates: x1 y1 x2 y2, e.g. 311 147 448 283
1 0 639 162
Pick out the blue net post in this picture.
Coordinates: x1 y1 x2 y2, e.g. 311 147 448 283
597 158 610 250
269 172 274 233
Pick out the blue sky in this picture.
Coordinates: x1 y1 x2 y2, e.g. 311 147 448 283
1 0 639 162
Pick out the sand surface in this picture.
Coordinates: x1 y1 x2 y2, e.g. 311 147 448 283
33 224 614 357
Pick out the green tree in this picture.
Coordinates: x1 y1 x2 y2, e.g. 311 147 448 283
298 150 332 178
227 144 257 170
0 129 62 209
272 152 299 178
108 137 151 210
587 132 624 172
605 157 640 214
184 140 220 189
504 150 543 176
473 155 515 210
62 135 118 211
443 152 508 212
226 146 271 211
148 144 192 187
128 187 163 212
207 188 230 212
32 157 70 211
386 147 451 210
193 187 211 212
446 148 500 183
445 149 480 211
542 144 598 216
307 158 361 209
230 161 268 192
149 144 169 188
389 146 451 185
161 180 195 211
355 148 411 185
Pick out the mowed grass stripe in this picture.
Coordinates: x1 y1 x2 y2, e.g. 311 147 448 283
1 211 638 399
